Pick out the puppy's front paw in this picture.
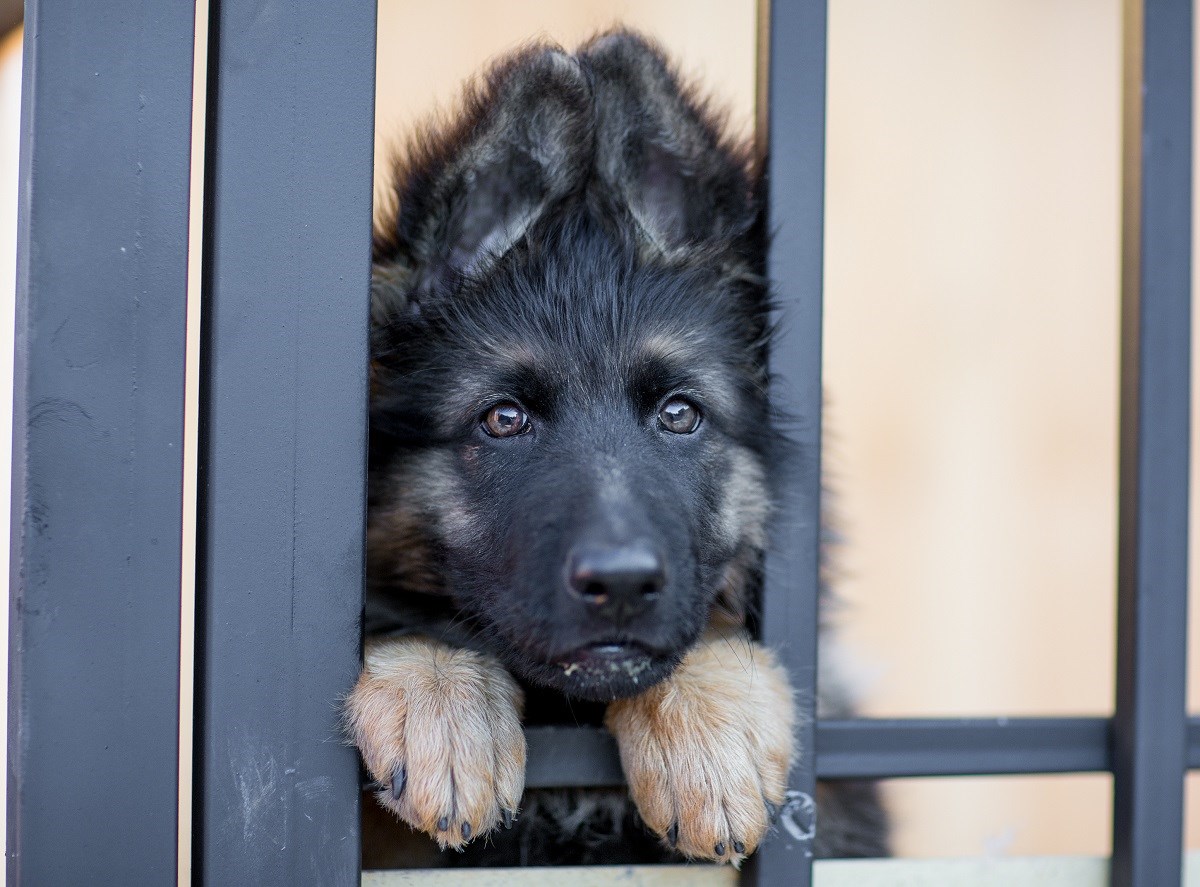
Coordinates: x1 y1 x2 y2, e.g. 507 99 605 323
345 636 526 849
605 632 794 865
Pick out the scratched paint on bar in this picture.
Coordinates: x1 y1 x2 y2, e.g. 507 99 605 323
194 1 376 884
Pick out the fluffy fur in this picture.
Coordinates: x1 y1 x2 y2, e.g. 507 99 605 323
348 29 888 868
347 636 526 849
605 628 794 862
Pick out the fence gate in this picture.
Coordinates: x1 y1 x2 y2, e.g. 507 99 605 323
7 1 1195 886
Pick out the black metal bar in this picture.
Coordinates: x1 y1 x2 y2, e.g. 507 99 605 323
525 728 626 789
529 718 1200 787
1111 1 1193 885
194 2 376 884
744 1 827 883
816 719 1112 779
8 2 194 883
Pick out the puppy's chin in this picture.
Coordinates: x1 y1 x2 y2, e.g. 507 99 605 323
510 643 683 702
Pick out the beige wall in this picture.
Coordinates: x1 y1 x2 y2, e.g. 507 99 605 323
825 0 1121 856
2 0 1199 865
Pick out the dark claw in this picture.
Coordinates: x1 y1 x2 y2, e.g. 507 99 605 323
502 809 514 829
365 780 387 793
666 822 679 848
461 822 472 840
733 840 746 855
391 767 406 801
437 816 449 832
765 801 779 825
715 842 725 857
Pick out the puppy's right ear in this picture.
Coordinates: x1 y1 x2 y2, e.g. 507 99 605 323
580 31 755 258
372 46 592 324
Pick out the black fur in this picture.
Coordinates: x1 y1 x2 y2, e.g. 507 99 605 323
363 29 888 866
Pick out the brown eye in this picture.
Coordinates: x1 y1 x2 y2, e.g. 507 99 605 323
483 402 530 438
658 397 701 434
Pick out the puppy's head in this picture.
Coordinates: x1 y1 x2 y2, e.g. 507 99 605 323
369 33 775 701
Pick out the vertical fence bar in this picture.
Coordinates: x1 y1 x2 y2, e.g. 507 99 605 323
7 2 194 883
194 1 376 884
746 1 828 885
1111 1 1193 885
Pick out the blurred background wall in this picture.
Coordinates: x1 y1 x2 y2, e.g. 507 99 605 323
3 0 1200 863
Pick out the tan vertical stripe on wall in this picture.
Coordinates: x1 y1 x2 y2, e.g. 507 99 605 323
179 2 209 884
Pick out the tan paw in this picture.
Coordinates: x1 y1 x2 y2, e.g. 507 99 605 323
345 635 526 849
605 631 795 865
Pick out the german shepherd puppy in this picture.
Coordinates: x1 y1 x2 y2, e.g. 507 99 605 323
347 30 888 867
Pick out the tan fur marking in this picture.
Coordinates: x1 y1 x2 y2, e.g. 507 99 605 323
718 446 769 550
367 450 481 595
406 450 478 543
605 629 795 865
345 635 526 849
637 332 741 420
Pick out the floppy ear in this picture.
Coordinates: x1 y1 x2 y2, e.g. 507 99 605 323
580 31 756 255
372 46 592 322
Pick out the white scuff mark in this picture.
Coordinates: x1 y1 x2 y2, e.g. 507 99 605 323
295 774 334 803
780 789 817 845
231 745 283 846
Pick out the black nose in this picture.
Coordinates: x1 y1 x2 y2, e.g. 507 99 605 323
568 545 665 623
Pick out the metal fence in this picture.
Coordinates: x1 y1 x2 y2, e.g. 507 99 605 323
6 1 1193 886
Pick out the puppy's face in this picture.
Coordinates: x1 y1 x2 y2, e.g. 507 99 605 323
368 36 775 701
371 216 772 700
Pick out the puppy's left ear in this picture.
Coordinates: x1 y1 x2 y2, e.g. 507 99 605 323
580 31 756 255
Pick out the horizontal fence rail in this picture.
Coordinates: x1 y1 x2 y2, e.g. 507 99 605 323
524 717 1200 789
814 719 1114 779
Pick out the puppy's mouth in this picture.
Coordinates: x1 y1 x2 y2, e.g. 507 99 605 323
558 641 655 674
506 640 681 702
